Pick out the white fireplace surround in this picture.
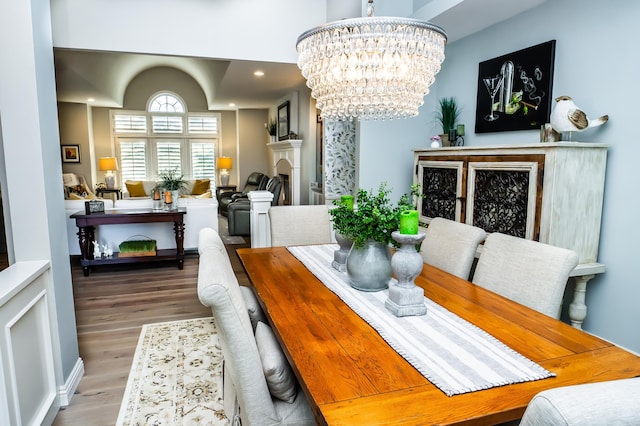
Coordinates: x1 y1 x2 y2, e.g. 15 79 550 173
268 139 301 206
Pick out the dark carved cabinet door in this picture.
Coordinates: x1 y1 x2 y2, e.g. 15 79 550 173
416 154 544 241
417 160 464 223
466 160 542 240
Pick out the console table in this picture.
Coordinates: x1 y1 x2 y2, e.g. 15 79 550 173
70 208 186 276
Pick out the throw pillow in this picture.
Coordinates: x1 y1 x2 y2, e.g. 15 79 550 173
126 181 147 197
254 321 297 403
191 179 210 195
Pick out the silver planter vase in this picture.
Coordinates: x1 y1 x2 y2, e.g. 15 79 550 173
346 240 391 292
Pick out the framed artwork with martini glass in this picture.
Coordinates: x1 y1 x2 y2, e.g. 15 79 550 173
475 40 556 133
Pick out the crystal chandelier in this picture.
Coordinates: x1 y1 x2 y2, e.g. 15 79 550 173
296 0 447 121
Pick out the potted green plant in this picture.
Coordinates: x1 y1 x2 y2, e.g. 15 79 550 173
330 183 417 291
158 167 187 191
266 118 277 142
435 97 461 146
158 167 187 209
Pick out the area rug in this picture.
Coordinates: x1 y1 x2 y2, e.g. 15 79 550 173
116 317 229 425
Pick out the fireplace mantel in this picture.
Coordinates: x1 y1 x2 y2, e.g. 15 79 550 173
268 139 301 205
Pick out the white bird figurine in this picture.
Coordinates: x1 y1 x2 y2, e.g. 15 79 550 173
550 96 609 140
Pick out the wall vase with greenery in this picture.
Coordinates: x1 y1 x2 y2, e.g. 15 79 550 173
159 167 186 210
330 184 408 292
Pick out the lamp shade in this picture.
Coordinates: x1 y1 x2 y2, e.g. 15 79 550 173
99 157 118 171
216 157 233 170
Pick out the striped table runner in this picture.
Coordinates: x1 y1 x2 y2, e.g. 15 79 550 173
287 244 555 397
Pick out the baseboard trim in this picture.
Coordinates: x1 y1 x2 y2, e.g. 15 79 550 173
58 357 85 406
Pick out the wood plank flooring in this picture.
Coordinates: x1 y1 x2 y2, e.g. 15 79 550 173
53 239 250 426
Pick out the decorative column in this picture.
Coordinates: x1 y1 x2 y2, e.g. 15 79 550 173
323 120 357 204
249 190 274 248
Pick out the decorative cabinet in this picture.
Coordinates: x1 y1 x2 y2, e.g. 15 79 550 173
414 143 608 328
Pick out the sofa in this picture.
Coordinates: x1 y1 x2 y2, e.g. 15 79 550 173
121 178 212 199
64 175 218 255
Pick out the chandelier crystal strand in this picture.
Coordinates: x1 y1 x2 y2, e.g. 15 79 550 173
296 12 446 121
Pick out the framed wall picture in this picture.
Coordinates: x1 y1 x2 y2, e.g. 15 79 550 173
61 144 81 163
277 101 290 140
475 40 556 133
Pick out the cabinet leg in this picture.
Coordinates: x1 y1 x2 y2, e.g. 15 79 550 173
569 274 595 329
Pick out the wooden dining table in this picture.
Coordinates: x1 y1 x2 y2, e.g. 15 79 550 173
237 246 640 425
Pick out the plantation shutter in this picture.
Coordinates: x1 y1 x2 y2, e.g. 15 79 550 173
119 140 147 181
157 141 182 175
188 116 218 134
114 114 147 133
152 115 183 133
191 142 216 179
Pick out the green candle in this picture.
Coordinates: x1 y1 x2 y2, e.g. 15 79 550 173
341 195 354 210
399 210 419 234
456 124 465 136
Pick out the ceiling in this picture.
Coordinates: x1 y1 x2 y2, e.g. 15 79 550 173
53 0 548 111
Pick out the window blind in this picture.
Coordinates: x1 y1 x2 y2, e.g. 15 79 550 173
188 116 218 134
157 141 182 175
114 114 147 133
119 140 147 181
152 116 183 133
191 142 216 179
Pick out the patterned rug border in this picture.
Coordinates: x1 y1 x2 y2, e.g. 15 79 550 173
116 317 229 425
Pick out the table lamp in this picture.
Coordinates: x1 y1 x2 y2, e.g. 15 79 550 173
217 156 232 186
99 157 118 189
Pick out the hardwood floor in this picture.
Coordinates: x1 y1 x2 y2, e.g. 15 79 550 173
53 239 250 425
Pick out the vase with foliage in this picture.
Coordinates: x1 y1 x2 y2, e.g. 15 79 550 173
266 118 277 143
435 97 461 146
329 183 416 291
158 167 186 209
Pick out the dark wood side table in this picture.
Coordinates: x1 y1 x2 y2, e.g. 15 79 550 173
215 185 237 200
70 208 186 276
96 187 122 200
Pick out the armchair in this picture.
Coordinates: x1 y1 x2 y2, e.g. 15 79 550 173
219 172 268 216
228 176 282 236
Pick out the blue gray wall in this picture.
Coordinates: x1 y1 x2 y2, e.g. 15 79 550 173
359 0 640 353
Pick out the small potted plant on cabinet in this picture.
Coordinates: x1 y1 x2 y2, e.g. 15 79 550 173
435 97 461 146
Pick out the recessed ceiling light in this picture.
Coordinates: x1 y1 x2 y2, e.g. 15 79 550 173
228 103 236 107
254 70 265 77
87 98 95 102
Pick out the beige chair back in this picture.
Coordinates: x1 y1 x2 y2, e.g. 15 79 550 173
472 232 579 318
420 217 486 279
269 205 332 247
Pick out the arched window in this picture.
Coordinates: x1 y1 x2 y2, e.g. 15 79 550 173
148 92 186 113
112 91 219 185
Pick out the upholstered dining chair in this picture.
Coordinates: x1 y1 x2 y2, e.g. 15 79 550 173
268 205 333 247
419 217 486 279
472 232 579 319
519 378 640 425
197 228 314 426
